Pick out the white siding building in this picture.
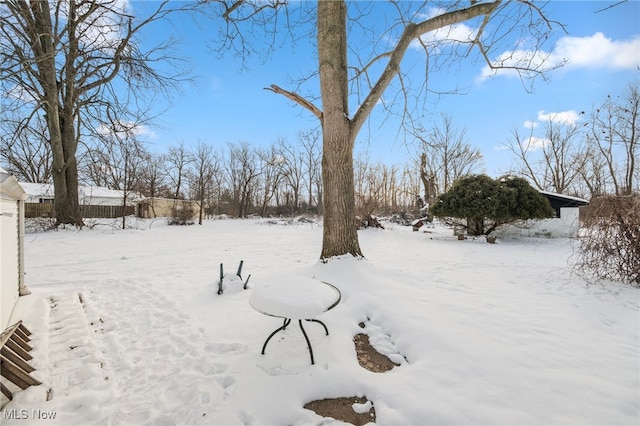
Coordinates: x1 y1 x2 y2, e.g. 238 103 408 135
1 168 30 330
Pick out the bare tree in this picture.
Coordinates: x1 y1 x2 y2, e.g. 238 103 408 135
138 151 171 199
298 129 322 213
354 159 410 216
356 161 394 216
585 82 639 196
401 162 423 212
82 146 109 189
381 164 400 213
83 114 147 229
189 141 217 225
208 0 561 259
256 144 284 217
210 149 227 216
354 152 373 216
575 144 609 199
277 137 305 214
0 112 52 183
225 142 260 217
0 0 191 226
166 141 194 199
415 114 484 199
505 117 587 194
84 129 146 192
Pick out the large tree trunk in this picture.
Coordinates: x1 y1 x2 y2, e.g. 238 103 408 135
63 159 82 224
59 100 83 226
47 110 83 226
53 93 83 226
31 0 83 227
321 127 362 258
318 0 362 259
50 156 82 226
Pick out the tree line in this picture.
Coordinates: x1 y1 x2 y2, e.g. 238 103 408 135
1 123 423 220
504 82 639 199
2 82 638 222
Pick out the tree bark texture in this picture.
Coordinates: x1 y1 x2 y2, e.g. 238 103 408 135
318 0 363 259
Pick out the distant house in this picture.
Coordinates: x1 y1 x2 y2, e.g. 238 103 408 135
539 191 590 219
495 191 589 239
19 182 143 218
19 182 55 204
20 182 142 206
1 168 30 330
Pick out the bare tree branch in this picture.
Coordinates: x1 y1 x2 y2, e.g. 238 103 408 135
594 0 629 14
352 1 501 136
265 84 323 120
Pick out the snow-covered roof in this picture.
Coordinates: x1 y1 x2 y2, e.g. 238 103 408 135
538 190 589 204
81 186 129 200
19 182 144 201
19 182 54 197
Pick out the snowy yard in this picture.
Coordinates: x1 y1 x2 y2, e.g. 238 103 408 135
3 218 639 425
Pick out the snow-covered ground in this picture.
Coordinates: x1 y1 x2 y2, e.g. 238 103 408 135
3 218 639 425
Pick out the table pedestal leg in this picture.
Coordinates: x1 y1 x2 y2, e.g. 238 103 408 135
298 320 314 364
306 319 329 335
261 318 330 365
261 318 291 355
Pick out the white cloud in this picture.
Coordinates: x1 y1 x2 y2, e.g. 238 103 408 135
97 122 156 140
536 110 582 126
523 136 549 151
415 22 477 46
551 32 640 70
478 32 640 80
518 110 582 151
135 125 157 140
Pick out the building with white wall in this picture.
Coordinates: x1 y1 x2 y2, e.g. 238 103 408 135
1 168 30 330
494 191 589 239
19 182 142 206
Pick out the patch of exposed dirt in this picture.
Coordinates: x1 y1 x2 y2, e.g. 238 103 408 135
303 322 402 424
354 333 399 373
304 396 375 426
354 322 400 373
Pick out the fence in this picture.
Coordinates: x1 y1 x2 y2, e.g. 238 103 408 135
25 203 135 219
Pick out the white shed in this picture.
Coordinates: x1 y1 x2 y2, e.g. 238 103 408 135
494 191 589 239
0 168 30 330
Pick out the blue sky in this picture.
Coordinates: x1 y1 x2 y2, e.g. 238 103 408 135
135 1 639 177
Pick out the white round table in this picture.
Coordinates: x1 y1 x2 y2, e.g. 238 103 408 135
250 276 341 364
